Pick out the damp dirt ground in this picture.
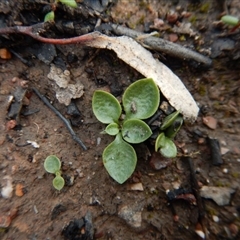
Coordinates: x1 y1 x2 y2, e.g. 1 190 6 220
0 1 240 239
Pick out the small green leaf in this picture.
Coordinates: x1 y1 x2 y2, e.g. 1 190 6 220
155 132 166 152
160 110 180 130
44 11 55 22
53 175 65 191
44 155 61 174
123 78 160 120
92 90 122 124
105 123 119 136
103 134 137 184
165 115 183 139
160 137 177 158
59 0 77 8
221 15 239 26
122 119 152 143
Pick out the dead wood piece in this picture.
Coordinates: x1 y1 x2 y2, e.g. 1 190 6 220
207 137 223 166
187 157 208 239
103 24 212 67
32 88 87 151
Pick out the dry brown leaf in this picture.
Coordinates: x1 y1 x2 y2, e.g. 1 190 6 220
85 32 199 121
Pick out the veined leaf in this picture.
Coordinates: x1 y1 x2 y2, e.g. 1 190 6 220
122 119 152 143
92 90 122 124
123 78 160 120
103 134 137 184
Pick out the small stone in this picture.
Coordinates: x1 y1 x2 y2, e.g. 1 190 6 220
167 11 179 24
168 33 178 42
128 183 143 191
203 116 217 129
149 152 172 170
6 120 17 130
15 183 24 197
212 215 219 222
221 147 229 155
195 223 205 239
222 168 228 174
152 18 164 29
200 186 235 206
228 223 238 237
0 48 11 59
1 176 13 199
118 204 143 228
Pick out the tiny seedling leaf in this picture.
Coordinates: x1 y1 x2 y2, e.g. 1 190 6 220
221 15 239 26
165 115 183 139
53 175 65 191
44 11 55 22
105 122 119 136
59 0 77 8
159 137 177 158
155 132 166 152
160 110 180 130
44 155 61 174
103 134 137 184
123 78 160 119
92 90 122 124
122 119 152 143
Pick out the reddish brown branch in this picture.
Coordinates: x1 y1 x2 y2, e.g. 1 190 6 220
0 23 96 45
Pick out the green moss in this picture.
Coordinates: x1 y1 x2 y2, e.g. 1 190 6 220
189 15 198 24
198 84 206 96
200 3 210 13
137 15 145 25
232 172 239 178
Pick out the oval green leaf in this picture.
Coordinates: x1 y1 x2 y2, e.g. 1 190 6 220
59 0 77 8
103 134 137 184
44 155 61 174
160 137 177 158
44 11 55 22
221 15 239 26
92 90 122 124
160 110 180 130
155 132 166 152
122 119 152 144
105 122 119 136
53 175 65 191
123 78 160 120
165 115 183 139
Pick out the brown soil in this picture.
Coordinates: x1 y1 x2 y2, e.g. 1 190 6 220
0 0 240 240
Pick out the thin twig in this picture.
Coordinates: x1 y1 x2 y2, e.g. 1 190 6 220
0 22 212 66
0 22 97 45
32 87 87 150
106 24 212 67
187 157 208 239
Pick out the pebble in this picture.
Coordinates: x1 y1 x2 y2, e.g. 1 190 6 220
195 223 205 239
149 152 172 170
203 116 217 129
167 11 179 24
15 183 24 197
222 168 228 174
0 48 12 59
168 33 178 42
1 176 13 199
118 204 143 228
212 215 219 222
200 186 235 206
221 147 229 155
128 183 144 191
